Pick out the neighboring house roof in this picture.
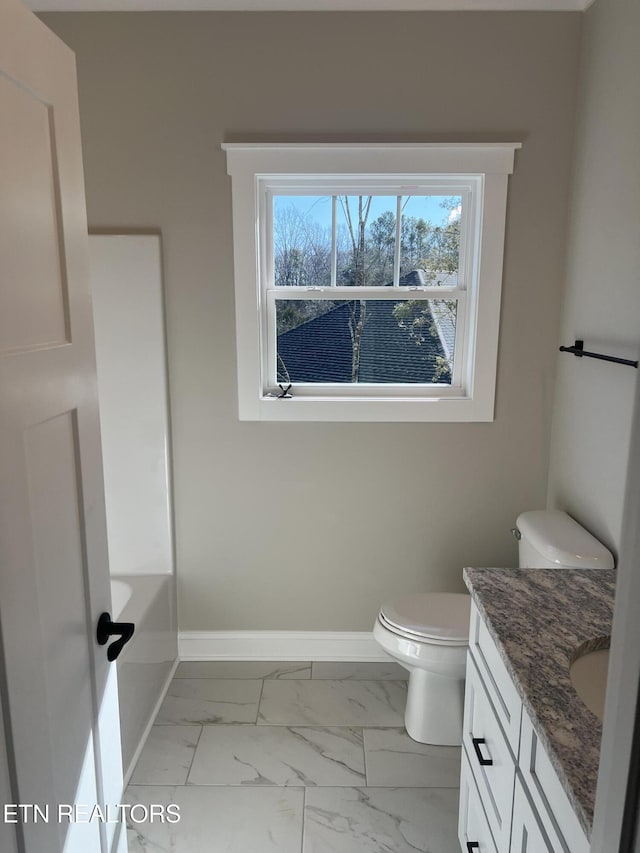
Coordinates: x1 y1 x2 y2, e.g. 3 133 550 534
410 269 457 361
277 270 454 384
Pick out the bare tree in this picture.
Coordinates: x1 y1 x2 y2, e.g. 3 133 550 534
274 196 461 382
339 196 374 381
274 204 331 288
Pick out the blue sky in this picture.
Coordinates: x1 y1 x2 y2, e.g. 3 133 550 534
273 194 460 232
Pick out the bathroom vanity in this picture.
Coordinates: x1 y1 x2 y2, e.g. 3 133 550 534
458 567 615 852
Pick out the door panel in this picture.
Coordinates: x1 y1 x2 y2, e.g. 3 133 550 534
0 2 126 851
24 413 99 810
0 73 69 353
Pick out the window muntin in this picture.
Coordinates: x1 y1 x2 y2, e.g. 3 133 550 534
271 193 463 290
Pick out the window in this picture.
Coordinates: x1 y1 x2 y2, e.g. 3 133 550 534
223 143 520 422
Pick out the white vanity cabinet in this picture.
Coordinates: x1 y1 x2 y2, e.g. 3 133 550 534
459 750 498 853
510 778 562 853
458 603 590 853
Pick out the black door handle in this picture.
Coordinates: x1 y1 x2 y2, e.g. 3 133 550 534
97 612 135 662
472 737 493 766
467 843 480 852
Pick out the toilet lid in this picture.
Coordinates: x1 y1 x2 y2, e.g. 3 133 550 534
379 593 471 643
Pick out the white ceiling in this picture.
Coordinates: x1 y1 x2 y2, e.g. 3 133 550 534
29 0 594 12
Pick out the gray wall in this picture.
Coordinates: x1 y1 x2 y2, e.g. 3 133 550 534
43 11 582 631
547 0 640 560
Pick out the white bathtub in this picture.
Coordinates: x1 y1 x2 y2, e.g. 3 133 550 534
111 578 132 618
110 575 177 781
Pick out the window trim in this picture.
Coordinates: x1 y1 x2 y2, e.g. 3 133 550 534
223 143 520 422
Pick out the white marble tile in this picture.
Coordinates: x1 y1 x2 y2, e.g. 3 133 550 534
258 680 406 727
364 728 462 787
155 679 262 725
130 725 201 785
312 662 408 680
176 661 312 679
188 725 365 786
303 787 459 853
125 785 304 853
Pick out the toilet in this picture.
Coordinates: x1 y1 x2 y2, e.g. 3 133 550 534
373 509 614 746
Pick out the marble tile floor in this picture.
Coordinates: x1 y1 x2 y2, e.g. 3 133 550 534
126 661 461 852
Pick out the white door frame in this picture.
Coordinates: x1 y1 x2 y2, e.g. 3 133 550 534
591 369 640 851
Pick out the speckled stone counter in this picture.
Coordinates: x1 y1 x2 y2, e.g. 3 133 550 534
463 567 616 838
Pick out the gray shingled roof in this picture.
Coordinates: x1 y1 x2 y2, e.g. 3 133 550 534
276 271 455 385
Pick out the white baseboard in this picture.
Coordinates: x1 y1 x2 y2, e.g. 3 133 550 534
178 631 388 662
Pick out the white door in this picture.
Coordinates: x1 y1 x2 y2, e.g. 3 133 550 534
0 3 127 852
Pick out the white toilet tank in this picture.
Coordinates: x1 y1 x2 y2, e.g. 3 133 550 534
515 510 614 569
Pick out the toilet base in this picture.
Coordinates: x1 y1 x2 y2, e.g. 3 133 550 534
404 667 465 745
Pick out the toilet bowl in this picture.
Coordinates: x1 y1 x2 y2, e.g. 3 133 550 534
373 592 470 745
374 509 615 746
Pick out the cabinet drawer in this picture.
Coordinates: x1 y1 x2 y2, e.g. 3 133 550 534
459 749 498 853
510 776 564 852
469 604 522 754
463 654 516 852
519 712 589 853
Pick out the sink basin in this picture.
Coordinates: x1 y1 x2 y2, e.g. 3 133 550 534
569 646 610 721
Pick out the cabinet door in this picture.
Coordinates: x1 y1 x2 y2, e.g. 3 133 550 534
459 749 499 853
519 713 590 853
463 655 516 852
468 605 522 753
510 778 557 853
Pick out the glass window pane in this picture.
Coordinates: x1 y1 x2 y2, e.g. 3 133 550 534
276 299 456 385
399 195 461 286
273 196 333 286
336 196 398 287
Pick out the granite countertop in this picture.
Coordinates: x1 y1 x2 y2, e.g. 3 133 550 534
463 567 616 838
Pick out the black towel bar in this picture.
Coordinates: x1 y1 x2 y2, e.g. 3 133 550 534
559 340 638 369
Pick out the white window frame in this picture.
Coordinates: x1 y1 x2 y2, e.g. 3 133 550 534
223 143 520 422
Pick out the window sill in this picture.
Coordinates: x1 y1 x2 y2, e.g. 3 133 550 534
240 394 495 422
